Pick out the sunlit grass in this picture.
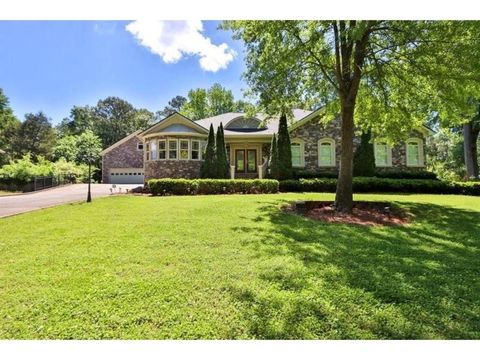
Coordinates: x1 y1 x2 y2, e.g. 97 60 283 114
0 193 479 339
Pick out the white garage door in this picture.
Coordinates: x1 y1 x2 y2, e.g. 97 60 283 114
109 168 144 184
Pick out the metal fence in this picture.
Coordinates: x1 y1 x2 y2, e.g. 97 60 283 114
0 173 77 193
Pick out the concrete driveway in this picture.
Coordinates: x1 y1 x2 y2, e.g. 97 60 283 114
0 183 141 218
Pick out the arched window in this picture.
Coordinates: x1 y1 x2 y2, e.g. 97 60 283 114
374 141 392 167
225 117 262 130
406 138 424 166
318 138 336 167
290 138 305 168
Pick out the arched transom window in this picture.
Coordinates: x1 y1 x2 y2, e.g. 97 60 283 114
225 117 262 130
318 138 336 167
406 138 424 166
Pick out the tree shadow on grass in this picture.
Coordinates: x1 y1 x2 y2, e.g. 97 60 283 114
228 199 480 339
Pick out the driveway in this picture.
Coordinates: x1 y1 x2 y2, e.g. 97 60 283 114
0 183 141 218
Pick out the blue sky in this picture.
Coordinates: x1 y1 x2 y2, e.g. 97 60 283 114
0 20 246 124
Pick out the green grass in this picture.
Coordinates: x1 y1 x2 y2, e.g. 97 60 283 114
0 193 479 339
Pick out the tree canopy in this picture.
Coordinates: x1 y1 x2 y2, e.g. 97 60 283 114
224 20 480 211
181 83 252 120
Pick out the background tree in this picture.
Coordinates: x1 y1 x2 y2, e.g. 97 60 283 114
13 112 56 160
353 131 375 177
56 106 95 137
181 83 253 120
269 133 279 179
92 97 155 148
200 124 216 178
76 130 102 201
225 20 480 212
181 88 209 120
215 123 229 178
426 128 465 181
156 95 187 119
0 88 20 165
276 113 293 180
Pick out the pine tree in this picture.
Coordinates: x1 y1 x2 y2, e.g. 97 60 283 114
215 123 229 178
200 124 216 178
276 113 293 180
269 133 279 179
353 131 376 177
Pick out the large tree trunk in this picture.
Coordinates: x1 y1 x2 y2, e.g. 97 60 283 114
463 121 479 179
335 103 355 213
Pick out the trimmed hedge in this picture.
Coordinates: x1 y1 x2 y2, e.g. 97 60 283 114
292 169 437 180
279 177 480 196
148 178 279 196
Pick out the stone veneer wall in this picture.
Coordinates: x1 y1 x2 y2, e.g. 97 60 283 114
144 135 206 181
145 160 202 180
102 135 144 183
289 116 426 172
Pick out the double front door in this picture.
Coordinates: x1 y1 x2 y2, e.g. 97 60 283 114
235 149 257 174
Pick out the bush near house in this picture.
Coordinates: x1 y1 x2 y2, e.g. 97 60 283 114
148 178 279 196
292 169 437 180
280 177 480 196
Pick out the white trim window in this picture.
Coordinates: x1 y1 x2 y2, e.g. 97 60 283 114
179 139 190 160
374 141 392 167
137 142 144 151
291 139 305 168
168 139 178 160
150 140 158 160
406 138 424 167
191 140 201 160
158 139 166 159
145 142 150 161
318 138 336 167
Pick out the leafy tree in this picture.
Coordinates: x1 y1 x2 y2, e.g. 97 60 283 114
225 20 480 212
276 113 292 180
269 133 279 179
53 131 102 165
353 131 375 177
200 124 216 178
426 128 465 181
13 112 56 160
181 88 209 120
53 135 78 162
181 83 253 120
0 88 20 165
56 106 95 137
156 95 187 119
208 83 235 116
215 123 229 178
92 97 155 148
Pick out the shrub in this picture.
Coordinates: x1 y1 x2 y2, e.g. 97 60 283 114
353 131 375 176
374 169 437 180
279 177 480 196
148 178 279 196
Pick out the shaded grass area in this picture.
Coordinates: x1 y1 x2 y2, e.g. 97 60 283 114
0 193 479 339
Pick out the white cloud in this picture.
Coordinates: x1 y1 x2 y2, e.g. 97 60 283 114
125 20 236 72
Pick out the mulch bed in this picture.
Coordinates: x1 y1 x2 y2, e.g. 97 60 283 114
285 201 411 226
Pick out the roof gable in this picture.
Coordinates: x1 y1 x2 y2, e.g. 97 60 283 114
141 112 208 137
100 130 142 156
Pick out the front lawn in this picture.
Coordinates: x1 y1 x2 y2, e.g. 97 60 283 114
0 193 479 339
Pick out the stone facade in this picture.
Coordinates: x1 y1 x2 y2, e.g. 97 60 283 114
145 160 202 180
289 116 426 173
143 135 206 181
102 135 144 183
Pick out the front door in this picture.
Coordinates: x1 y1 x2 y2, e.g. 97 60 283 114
235 149 257 174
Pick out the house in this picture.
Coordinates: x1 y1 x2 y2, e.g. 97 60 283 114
100 108 432 184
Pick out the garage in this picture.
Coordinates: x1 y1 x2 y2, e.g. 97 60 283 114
108 168 144 184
